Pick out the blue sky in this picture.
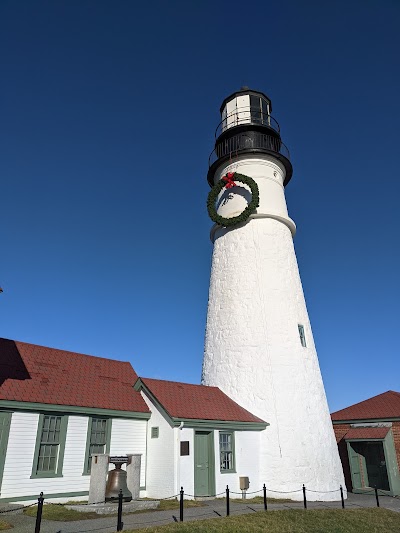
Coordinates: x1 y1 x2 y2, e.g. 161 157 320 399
1 0 399 412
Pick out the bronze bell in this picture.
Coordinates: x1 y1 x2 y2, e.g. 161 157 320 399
105 460 132 502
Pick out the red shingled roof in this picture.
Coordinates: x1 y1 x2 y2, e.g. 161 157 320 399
0 338 149 413
344 427 390 440
331 391 400 421
140 377 266 424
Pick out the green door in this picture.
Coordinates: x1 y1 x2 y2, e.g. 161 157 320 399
194 431 215 496
0 413 11 495
347 442 362 489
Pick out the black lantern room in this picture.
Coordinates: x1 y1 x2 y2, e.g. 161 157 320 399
207 87 293 187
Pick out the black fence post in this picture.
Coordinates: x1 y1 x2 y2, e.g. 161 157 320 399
34 492 44 533
340 485 345 509
302 484 307 509
180 486 184 522
226 485 230 516
374 486 380 508
263 483 267 511
117 489 123 531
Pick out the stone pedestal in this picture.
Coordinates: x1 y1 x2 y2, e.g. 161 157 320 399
88 454 109 504
126 454 141 500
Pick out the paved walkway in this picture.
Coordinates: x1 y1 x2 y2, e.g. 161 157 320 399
1 493 400 532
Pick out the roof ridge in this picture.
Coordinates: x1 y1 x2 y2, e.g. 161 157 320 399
140 377 218 389
8 338 132 366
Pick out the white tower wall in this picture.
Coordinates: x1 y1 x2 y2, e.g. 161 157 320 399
202 155 346 501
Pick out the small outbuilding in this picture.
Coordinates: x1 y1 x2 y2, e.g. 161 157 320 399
134 377 267 499
332 391 400 496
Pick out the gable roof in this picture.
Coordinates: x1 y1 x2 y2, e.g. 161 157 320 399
137 377 266 425
0 338 149 414
331 391 400 422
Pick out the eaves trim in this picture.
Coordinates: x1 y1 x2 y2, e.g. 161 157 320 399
332 417 400 424
0 400 151 419
171 417 268 431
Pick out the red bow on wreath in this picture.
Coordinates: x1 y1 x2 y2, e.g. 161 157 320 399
222 172 236 189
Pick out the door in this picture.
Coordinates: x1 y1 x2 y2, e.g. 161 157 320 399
365 442 390 491
347 441 362 489
348 440 390 491
194 431 215 496
0 412 11 495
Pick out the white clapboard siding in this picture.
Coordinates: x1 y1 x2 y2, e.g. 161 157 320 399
109 419 147 487
141 393 175 498
2 412 39 497
1 411 148 501
1 413 90 499
62 415 90 485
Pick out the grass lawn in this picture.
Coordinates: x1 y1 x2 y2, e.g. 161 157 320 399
123 508 400 532
23 499 203 521
0 520 13 530
148 500 204 512
24 504 102 521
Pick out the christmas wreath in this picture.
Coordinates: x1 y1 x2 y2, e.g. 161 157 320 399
207 172 260 227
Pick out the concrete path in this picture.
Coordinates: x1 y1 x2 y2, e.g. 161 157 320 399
1 492 400 532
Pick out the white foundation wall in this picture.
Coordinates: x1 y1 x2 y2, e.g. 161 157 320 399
109 418 147 489
1 412 90 500
213 430 261 496
141 393 176 498
203 160 345 501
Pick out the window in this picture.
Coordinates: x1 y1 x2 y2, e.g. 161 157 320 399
250 95 270 126
84 417 111 474
298 324 307 347
180 441 189 456
250 95 262 124
31 414 68 478
219 432 235 472
151 427 159 438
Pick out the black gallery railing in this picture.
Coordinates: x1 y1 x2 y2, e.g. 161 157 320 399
215 108 281 138
209 131 291 167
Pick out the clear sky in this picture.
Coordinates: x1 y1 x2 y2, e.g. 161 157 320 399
1 0 399 412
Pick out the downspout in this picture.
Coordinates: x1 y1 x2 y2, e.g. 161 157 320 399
176 422 184 495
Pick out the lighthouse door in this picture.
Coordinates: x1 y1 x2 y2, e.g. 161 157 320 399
194 431 215 496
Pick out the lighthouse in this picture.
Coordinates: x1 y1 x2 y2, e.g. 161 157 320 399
201 88 345 501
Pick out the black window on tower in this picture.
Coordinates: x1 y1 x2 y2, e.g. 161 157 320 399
250 95 270 126
250 95 262 124
261 99 270 126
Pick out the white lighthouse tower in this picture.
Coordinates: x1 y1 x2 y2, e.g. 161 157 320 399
202 88 345 501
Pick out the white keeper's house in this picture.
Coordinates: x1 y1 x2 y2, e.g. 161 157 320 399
0 338 267 503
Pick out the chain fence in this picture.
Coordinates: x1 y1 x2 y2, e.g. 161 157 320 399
1 483 397 532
